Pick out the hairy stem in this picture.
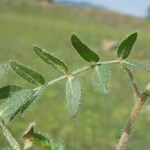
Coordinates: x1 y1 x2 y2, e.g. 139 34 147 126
124 67 141 99
0 119 20 150
0 59 119 149
46 59 119 87
116 99 144 150
116 82 150 150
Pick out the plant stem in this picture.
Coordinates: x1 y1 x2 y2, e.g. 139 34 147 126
116 99 144 150
116 83 150 150
46 59 119 87
0 59 119 149
124 67 141 99
0 119 20 150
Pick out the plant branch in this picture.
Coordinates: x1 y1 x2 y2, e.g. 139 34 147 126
116 82 150 150
46 59 119 87
0 119 20 150
124 67 141 99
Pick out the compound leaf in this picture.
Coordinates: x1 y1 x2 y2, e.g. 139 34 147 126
66 76 81 118
0 64 10 80
117 32 138 59
92 64 111 94
33 45 68 74
71 34 100 62
0 85 22 100
10 61 45 85
122 60 150 72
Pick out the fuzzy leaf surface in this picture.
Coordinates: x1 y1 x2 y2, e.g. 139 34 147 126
33 45 68 73
122 60 150 72
92 64 110 94
0 64 10 80
71 34 100 62
66 76 81 118
0 85 22 100
117 32 138 59
0 88 43 124
20 87 43 114
10 61 45 85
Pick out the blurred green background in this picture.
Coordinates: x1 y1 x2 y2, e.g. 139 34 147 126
0 0 150 149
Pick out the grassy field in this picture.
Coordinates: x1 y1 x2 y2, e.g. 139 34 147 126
0 1 150 149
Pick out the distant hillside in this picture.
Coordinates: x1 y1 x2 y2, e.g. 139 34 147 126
56 0 104 8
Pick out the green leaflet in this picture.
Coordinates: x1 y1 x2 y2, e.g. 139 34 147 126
0 85 22 100
66 76 81 118
10 61 45 85
92 64 110 94
122 60 150 72
0 64 10 80
31 133 64 150
71 34 100 62
117 32 138 59
33 45 68 74
0 88 43 124
32 133 52 150
0 89 33 124
20 87 44 114
23 124 64 150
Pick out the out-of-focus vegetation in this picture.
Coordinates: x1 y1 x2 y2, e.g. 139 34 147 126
0 0 150 149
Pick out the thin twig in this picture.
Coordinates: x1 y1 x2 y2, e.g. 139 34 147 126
0 119 20 150
124 67 141 100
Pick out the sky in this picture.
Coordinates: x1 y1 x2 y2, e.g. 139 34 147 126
56 0 150 17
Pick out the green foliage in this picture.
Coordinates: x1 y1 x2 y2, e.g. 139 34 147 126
0 8 149 149
20 87 44 114
117 32 138 59
10 61 45 85
0 2 150 149
0 64 10 80
0 85 22 100
92 64 110 94
122 60 150 72
66 76 81 118
71 34 100 62
32 133 64 150
0 88 42 124
32 133 52 150
33 45 68 74
23 124 64 150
